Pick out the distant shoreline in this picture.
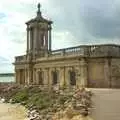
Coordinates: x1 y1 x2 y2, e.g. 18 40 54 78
0 73 14 77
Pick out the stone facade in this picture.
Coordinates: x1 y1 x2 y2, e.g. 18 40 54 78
14 3 120 88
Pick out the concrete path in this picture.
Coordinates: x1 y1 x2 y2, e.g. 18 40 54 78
0 103 28 120
91 89 120 120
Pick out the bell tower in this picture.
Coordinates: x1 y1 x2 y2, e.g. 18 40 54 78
26 3 52 57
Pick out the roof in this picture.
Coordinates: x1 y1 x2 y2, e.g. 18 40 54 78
26 3 52 25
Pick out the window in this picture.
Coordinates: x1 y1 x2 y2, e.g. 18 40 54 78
52 71 58 85
69 71 76 85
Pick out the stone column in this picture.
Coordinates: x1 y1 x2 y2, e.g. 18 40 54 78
65 67 70 86
25 68 28 85
79 58 88 87
45 31 48 50
17 70 21 84
104 58 111 87
27 67 33 85
33 27 37 57
49 25 52 51
27 26 29 53
43 68 49 86
75 67 81 87
33 69 36 84
48 68 53 86
59 67 65 87
35 70 39 84
30 28 33 52
15 69 18 84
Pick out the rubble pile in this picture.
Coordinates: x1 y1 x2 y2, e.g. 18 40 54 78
52 88 93 120
26 88 93 120
0 85 93 120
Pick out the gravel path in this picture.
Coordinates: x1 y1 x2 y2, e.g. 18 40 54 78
0 103 28 120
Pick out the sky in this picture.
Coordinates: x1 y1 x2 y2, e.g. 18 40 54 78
0 0 120 73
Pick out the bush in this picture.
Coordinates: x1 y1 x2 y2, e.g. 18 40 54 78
12 88 28 103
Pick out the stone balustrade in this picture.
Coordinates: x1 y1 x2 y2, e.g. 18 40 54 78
15 55 27 62
15 44 120 63
51 44 120 57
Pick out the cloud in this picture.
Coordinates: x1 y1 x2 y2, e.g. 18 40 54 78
0 0 120 73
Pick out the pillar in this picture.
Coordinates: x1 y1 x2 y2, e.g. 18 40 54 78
79 58 88 87
27 67 32 85
33 68 36 84
30 28 33 52
48 68 53 86
35 70 39 84
49 25 52 51
59 67 65 87
104 58 111 87
43 68 49 85
27 26 29 53
75 67 81 87
65 67 70 86
15 69 18 84
33 27 37 57
17 70 21 84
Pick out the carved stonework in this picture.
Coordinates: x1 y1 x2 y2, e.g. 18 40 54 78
14 3 120 88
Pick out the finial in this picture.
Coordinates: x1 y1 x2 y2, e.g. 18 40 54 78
38 3 41 12
37 3 41 17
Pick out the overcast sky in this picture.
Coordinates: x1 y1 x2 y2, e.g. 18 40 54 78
0 0 120 73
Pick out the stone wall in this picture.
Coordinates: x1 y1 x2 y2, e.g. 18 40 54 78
15 57 120 88
111 59 120 88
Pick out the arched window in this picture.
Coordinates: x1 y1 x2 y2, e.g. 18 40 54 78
69 71 76 85
52 71 58 85
38 71 43 85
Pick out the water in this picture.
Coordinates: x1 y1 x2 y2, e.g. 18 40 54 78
0 76 15 82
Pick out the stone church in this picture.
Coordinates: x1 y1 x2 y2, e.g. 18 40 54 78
14 3 120 88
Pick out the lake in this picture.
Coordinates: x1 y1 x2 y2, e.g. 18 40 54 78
0 76 15 82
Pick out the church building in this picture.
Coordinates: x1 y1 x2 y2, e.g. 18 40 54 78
14 3 120 88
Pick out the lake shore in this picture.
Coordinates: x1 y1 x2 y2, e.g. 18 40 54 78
0 102 28 120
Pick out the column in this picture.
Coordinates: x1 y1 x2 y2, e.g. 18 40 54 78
43 68 49 86
59 67 65 87
27 67 32 85
33 69 36 84
65 67 70 86
25 68 28 85
104 58 111 87
79 58 88 87
35 70 39 84
49 25 52 51
30 28 33 52
34 27 37 56
27 26 29 53
75 67 81 87
45 31 48 50
15 69 18 84
17 70 21 84
48 68 53 86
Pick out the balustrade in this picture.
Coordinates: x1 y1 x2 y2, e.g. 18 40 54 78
16 44 120 63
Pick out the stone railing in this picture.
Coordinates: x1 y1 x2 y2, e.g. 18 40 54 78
15 44 120 63
51 45 87 57
50 44 120 57
15 55 27 62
